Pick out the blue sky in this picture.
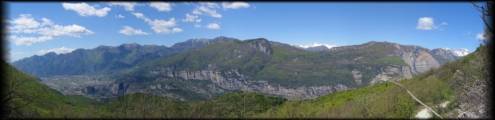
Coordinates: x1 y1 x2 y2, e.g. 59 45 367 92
5 2 487 62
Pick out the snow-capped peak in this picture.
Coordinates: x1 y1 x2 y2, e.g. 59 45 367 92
36 47 75 56
295 43 337 49
441 48 470 57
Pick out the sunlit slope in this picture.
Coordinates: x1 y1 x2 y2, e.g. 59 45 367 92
5 62 99 118
260 45 488 118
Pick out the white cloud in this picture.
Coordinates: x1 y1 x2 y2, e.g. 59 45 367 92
200 2 220 8
477 32 487 41
108 2 137 11
416 17 435 30
183 13 201 23
116 14 125 19
132 12 149 21
7 14 93 46
296 43 337 49
192 3 222 18
10 14 40 30
206 23 220 30
132 12 182 34
36 47 75 55
172 27 183 33
222 2 250 9
119 26 149 36
9 35 53 46
149 18 181 33
62 2 111 17
39 24 93 37
416 17 448 31
149 2 172 12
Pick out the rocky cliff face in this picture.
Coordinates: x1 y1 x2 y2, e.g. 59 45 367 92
247 38 273 55
430 48 460 64
394 45 440 74
330 41 458 83
369 65 413 85
148 68 348 100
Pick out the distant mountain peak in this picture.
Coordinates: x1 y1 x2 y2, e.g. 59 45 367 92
246 38 272 54
213 36 237 40
439 48 470 57
363 41 400 46
119 43 141 49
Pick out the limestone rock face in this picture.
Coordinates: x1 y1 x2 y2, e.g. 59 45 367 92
351 70 363 85
395 45 442 75
247 38 272 55
412 50 440 73
369 65 411 85
150 68 348 100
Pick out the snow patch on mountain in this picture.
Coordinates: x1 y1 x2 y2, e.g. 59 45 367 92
295 43 337 49
440 48 470 57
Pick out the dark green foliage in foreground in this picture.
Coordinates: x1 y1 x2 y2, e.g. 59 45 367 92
187 91 286 118
5 62 99 118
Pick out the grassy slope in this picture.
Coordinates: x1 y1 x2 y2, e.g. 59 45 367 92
6 63 100 118
259 45 487 118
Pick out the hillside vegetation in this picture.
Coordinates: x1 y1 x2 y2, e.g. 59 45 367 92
260 44 488 118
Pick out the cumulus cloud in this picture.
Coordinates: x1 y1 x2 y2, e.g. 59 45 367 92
132 12 148 21
149 19 180 33
119 26 149 36
36 47 75 55
7 14 93 46
108 2 137 11
9 35 53 46
10 14 40 31
183 13 201 23
149 2 172 12
192 3 222 18
416 17 435 30
206 23 220 30
222 2 250 9
62 2 111 17
416 17 447 31
132 12 182 34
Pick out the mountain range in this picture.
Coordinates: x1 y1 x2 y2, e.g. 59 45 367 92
5 42 488 118
13 36 465 100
